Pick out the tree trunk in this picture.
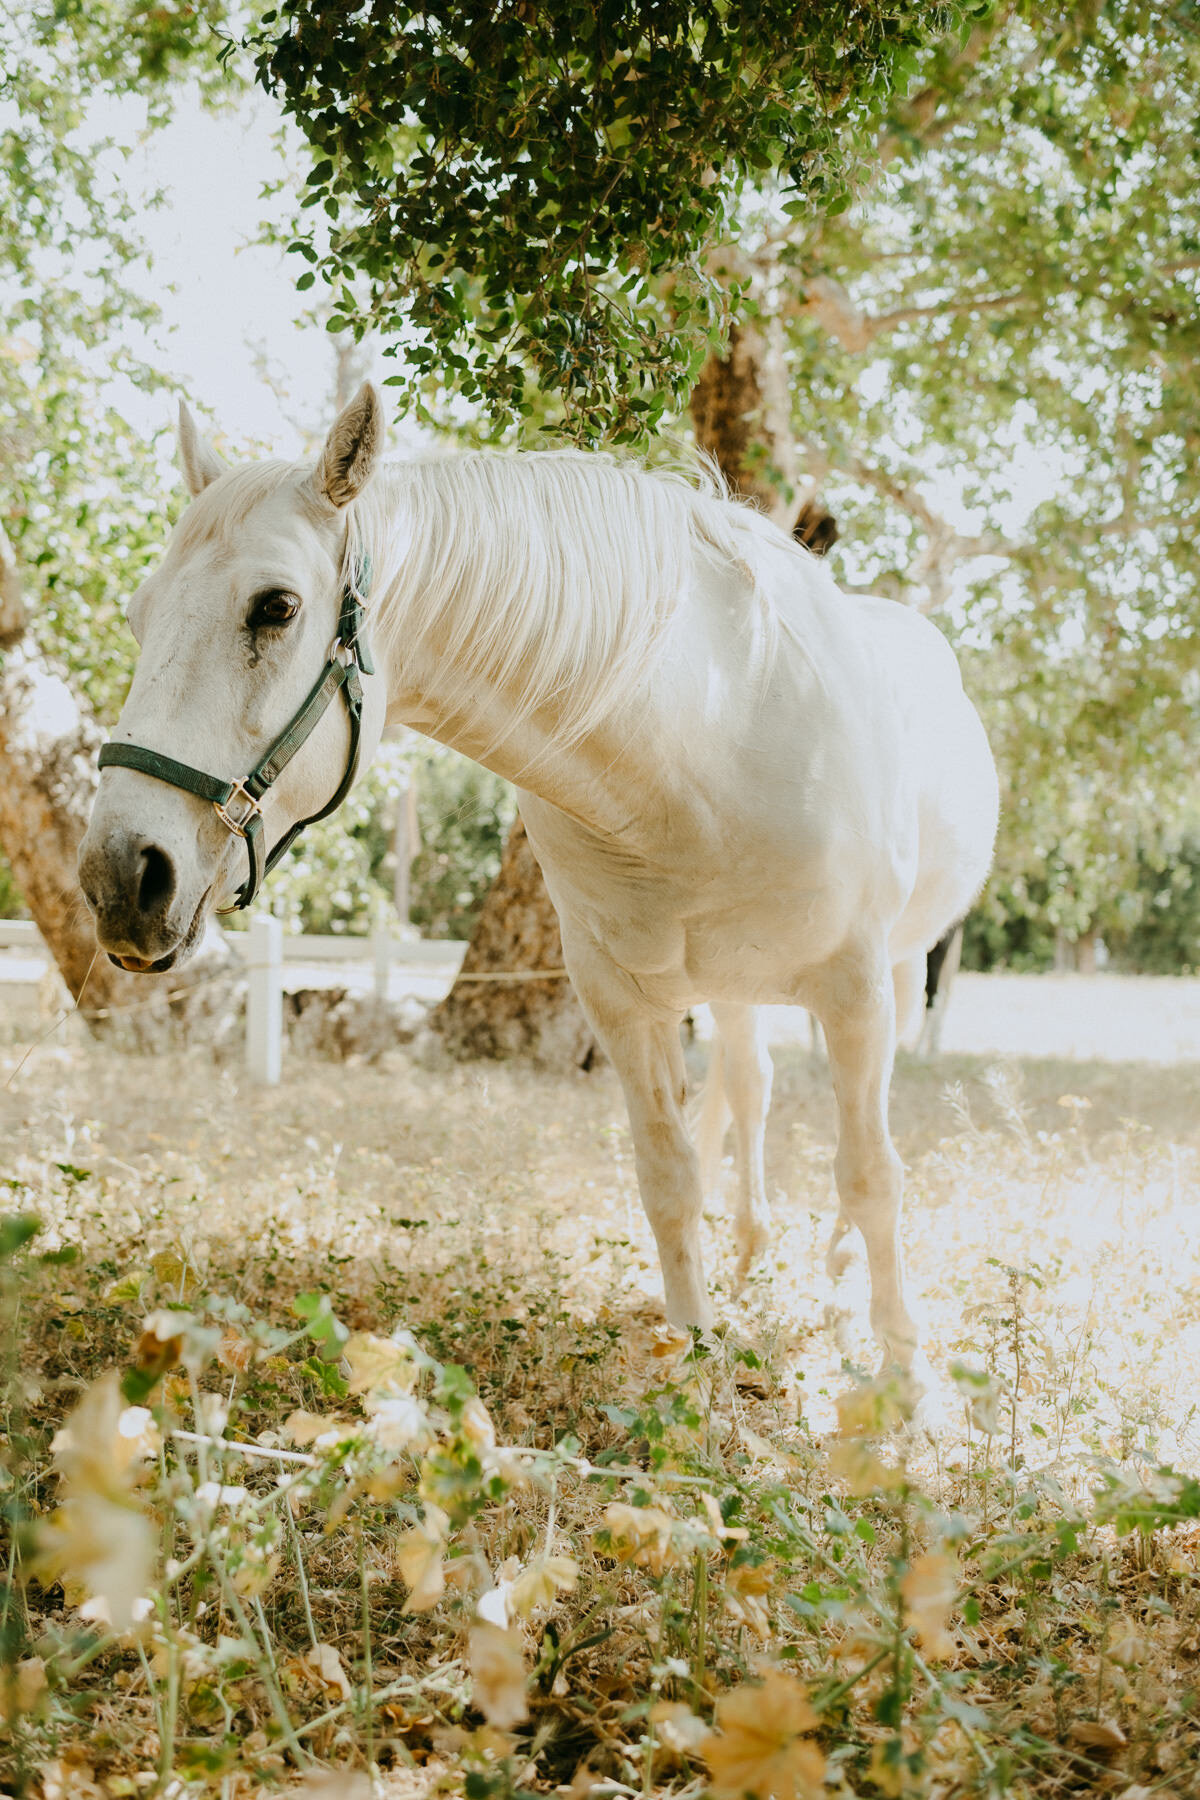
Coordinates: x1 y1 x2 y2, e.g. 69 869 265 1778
689 319 801 523
1075 928 1099 975
0 529 233 1029
431 814 596 1067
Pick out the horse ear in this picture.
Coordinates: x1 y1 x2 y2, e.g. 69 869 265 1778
313 382 384 509
177 402 226 498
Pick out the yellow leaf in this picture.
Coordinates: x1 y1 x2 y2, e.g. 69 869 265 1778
1109 1619 1141 1667
344 1331 417 1396
835 1372 916 1437
1068 1719 1127 1751
703 1670 824 1800
232 1550 280 1598
828 1438 906 1496
461 1396 496 1448
50 1374 131 1494
38 1493 155 1632
649 1323 692 1361
468 1622 527 1729
0 1656 47 1724
302 1643 354 1702
601 1501 678 1575
510 1554 579 1617
104 1269 149 1304
216 1329 256 1373
900 1551 958 1659
284 1410 346 1447
395 1514 447 1613
651 1700 709 1756
148 1253 198 1299
132 1311 189 1385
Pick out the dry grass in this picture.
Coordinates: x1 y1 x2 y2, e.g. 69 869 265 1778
2 1023 1200 1799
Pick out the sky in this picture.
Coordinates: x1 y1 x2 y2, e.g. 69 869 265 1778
112 88 384 458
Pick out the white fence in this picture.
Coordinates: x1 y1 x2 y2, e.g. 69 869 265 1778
0 918 465 969
0 917 467 1086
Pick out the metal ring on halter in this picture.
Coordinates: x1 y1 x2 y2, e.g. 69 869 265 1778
212 780 264 839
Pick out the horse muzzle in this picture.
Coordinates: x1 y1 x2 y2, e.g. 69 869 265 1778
77 823 210 972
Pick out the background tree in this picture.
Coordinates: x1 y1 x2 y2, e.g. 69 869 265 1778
439 0 1200 1001
713 0 1200 953
0 2 242 1015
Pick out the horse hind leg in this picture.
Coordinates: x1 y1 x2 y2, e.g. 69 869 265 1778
892 951 926 1052
814 952 920 1371
709 1002 773 1281
694 1033 731 1204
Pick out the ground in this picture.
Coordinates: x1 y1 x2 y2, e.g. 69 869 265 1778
2 992 1200 1798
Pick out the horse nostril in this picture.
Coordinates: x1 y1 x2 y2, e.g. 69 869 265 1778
136 844 176 916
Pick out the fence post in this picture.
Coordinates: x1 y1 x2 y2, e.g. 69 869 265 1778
247 913 282 1084
372 926 390 1002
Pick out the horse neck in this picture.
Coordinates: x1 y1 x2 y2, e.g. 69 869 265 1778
367 456 689 829
384 649 653 834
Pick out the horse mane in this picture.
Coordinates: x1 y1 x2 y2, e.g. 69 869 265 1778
174 447 801 751
345 449 790 749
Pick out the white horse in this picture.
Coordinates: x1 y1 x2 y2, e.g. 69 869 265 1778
79 385 998 1376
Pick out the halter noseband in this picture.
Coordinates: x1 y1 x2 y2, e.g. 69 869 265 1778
98 558 375 912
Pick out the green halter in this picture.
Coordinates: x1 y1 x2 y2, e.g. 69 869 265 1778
98 558 375 912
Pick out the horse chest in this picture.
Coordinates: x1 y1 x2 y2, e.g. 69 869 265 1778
521 791 861 1005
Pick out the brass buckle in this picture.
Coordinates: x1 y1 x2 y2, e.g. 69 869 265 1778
213 781 262 839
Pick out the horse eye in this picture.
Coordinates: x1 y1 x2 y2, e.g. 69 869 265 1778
248 590 300 629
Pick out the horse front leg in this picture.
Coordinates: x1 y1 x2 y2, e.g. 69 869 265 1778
814 952 920 1371
612 1014 712 1328
563 941 711 1328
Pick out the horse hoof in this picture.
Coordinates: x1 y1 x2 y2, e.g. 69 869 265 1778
733 1218 771 1285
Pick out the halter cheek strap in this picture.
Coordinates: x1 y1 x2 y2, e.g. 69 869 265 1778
98 557 375 912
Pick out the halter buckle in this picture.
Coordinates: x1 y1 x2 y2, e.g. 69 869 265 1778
213 781 263 838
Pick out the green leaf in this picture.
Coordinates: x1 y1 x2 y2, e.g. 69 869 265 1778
0 1214 40 1260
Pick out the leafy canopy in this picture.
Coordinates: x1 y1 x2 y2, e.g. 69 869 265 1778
770 1 1200 934
251 0 983 438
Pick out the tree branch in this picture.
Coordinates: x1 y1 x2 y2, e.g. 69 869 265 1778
873 15 1014 171
792 273 1031 351
827 451 1020 611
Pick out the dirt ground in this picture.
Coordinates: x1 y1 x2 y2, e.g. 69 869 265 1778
5 986 1200 1798
3 1000 1198 1458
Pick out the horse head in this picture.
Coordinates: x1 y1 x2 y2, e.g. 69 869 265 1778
78 383 388 972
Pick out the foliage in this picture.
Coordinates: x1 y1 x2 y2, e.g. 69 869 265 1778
762 0 1200 932
238 739 516 940
6 0 1200 966
0 857 23 922
249 0 983 440
3 1040 1200 1793
1101 836 1200 976
0 4 207 717
405 748 517 941
959 815 1200 973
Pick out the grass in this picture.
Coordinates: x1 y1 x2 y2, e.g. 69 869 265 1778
2 1021 1200 1798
